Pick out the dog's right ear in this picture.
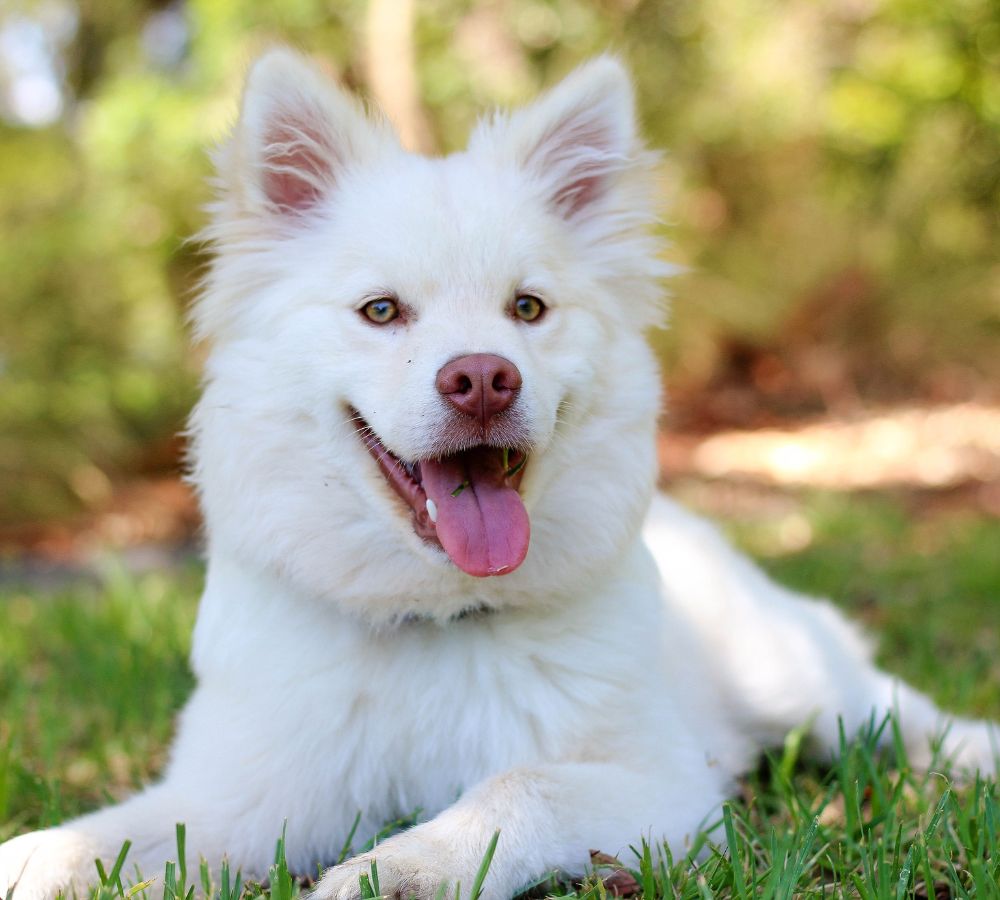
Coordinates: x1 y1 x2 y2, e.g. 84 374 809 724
225 48 397 218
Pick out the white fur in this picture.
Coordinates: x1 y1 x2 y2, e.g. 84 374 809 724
2 50 996 900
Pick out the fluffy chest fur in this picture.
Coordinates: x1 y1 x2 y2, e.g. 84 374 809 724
170 547 731 872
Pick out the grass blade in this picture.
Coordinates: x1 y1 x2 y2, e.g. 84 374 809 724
469 830 500 900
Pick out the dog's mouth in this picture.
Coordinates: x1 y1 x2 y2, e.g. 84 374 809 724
352 414 530 578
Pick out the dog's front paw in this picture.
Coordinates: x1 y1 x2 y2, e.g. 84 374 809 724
312 833 460 900
0 828 99 900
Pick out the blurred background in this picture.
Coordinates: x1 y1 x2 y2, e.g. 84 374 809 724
0 0 998 575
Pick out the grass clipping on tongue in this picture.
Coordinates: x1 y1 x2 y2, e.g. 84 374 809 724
450 449 525 497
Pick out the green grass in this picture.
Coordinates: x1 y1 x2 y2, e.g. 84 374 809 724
1 488 999 898
0 564 197 839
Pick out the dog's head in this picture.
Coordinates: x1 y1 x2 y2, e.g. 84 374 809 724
191 49 669 622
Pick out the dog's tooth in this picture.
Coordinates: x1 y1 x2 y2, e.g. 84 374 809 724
426 498 438 524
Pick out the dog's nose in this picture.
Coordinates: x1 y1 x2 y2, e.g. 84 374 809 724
436 354 522 425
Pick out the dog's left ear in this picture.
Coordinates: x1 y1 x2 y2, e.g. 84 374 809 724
473 56 638 220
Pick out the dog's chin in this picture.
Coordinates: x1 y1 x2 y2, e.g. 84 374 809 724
350 410 531 578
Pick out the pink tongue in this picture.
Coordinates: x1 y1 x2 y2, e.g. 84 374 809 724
420 448 530 577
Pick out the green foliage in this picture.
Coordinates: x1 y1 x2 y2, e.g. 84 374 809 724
0 566 198 837
1 0 998 521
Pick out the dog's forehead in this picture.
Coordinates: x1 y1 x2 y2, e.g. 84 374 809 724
335 152 553 294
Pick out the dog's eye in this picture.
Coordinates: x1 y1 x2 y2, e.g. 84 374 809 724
362 298 399 325
513 295 545 323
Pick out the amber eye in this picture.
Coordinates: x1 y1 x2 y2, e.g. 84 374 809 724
362 297 399 325
513 294 545 323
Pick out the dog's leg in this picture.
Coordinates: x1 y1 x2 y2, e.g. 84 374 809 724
0 780 263 900
0 786 178 899
312 761 727 900
646 494 998 773
0 671 310 900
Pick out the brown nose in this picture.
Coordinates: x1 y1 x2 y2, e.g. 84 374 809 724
436 354 522 425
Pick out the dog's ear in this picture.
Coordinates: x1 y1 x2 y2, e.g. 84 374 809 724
473 56 638 220
227 48 396 217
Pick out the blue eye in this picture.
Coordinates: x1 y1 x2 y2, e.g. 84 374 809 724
362 298 399 324
513 295 545 323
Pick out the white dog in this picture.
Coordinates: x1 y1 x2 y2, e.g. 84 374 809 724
1 50 996 900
